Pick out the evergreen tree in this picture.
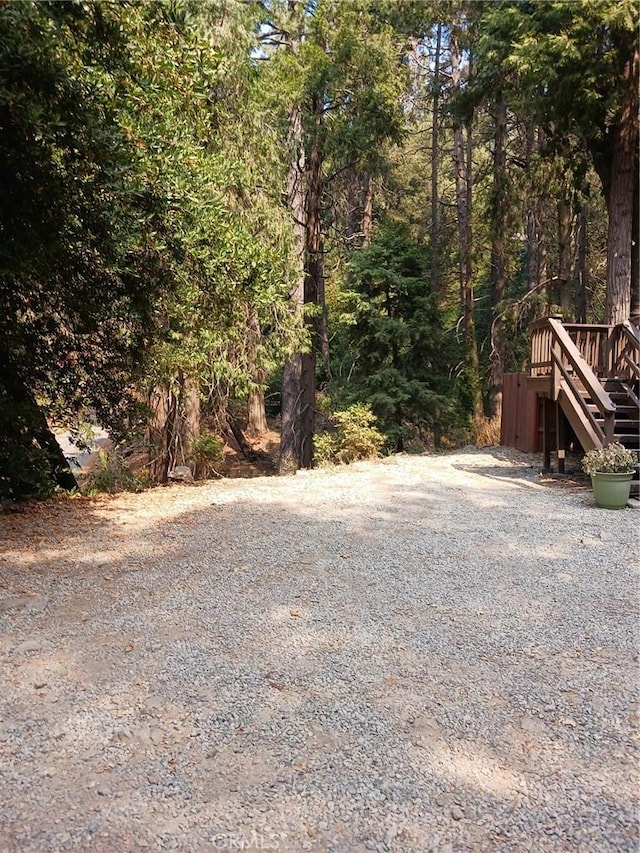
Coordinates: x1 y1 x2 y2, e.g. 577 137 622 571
476 0 639 323
335 224 459 449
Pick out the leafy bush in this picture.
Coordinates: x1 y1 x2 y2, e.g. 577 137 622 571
581 443 636 476
334 404 385 463
314 403 384 465
0 437 57 500
190 432 224 477
313 431 338 467
0 397 62 500
84 449 147 494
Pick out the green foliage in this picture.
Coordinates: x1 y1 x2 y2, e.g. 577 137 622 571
0 0 624 493
581 442 636 476
490 0 637 143
472 0 637 230
305 0 408 169
190 431 224 476
313 431 339 467
333 404 385 462
314 403 385 465
133 1 299 415
0 1 299 492
333 224 463 448
83 450 148 495
0 398 57 500
0 3 169 487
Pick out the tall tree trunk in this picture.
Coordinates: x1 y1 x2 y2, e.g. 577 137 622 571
454 118 481 420
451 38 482 422
526 207 543 300
292 93 329 468
361 172 374 247
280 355 303 474
307 94 329 385
346 174 357 247
279 104 307 474
487 92 508 420
557 199 573 316
148 382 174 484
525 125 538 294
299 350 315 468
574 205 588 323
524 123 546 307
182 374 201 476
430 22 442 295
537 129 549 308
605 45 638 324
248 391 268 435
384 286 403 451
247 311 268 435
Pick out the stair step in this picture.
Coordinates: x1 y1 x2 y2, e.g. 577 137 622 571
614 436 640 447
603 377 639 385
585 405 639 418
614 408 640 418
609 392 636 401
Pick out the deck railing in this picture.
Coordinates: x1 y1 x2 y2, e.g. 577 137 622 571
546 319 616 444
613 321 640 379
528 317 639 459
530 318 640 381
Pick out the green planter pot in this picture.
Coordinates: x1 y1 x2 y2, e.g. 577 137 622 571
590 472 633 509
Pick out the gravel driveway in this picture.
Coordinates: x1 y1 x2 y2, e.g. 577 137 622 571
1 448 638 852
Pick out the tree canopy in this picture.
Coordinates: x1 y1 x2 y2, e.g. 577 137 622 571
1 0 637 496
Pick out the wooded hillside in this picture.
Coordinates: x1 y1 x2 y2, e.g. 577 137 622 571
1 0 637 497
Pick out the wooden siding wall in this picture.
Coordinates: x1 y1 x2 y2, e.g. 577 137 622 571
501 372 540 453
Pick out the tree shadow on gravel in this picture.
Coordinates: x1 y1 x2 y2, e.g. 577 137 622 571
0 468 638 852
450 462 593 495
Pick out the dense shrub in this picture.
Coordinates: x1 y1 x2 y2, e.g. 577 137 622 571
191 432 224 477
314 403 384 465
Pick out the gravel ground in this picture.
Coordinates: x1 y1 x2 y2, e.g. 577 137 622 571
0 447 638 853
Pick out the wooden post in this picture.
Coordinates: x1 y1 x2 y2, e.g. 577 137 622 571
556 405 566 474
604 411 615 445
606 324 618 376
542 397 552 471
551 341 561 401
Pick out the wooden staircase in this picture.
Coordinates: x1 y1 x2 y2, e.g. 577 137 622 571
528 318 640 497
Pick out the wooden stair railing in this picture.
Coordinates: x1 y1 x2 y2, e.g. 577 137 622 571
547 318 616 450
527 319 639 494
613 320 640 379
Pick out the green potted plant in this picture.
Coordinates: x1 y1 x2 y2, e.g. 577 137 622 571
581 442 636 509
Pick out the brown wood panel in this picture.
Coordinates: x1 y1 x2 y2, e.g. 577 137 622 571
501 372 540 453
500 373 518 448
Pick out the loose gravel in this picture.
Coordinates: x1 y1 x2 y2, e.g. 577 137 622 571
0 448 638 852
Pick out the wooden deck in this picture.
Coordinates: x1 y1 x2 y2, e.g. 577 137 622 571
526 318 640 493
